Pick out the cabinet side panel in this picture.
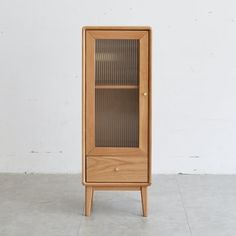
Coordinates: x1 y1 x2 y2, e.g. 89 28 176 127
148 29 152 185
82 28 86 184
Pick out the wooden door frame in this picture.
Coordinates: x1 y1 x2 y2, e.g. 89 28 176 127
84 29 149 156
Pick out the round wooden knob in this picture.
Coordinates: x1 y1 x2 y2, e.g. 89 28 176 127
143 92 147 96
114 167 119 172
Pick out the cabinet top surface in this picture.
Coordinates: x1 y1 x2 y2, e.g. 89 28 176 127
83 26 152 31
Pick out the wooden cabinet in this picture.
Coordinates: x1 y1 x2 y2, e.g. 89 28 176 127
82 26 151 216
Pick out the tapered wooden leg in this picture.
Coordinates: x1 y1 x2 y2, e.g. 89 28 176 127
85 186 93 216
91 189 94 210
140 187 148 217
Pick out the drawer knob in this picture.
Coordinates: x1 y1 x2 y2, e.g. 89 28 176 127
114 167 119 172
143 92 147 96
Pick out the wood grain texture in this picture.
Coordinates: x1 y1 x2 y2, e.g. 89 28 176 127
85 182 150 187
84 29 150 158
85 186 93 216
83 26 151 31
82 26 152 186
148 29 152 184
88 147 146 156
93 186 140 191
86 156 148 183
95 85 138 89
82 26 152 216
85 31 95 155
139 32 149 154
91 188 94 211
88 30 146 39
82 27 86 184
141 186 148 217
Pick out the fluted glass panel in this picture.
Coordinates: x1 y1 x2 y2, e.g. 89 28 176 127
95 89 139 147
95 39 139 85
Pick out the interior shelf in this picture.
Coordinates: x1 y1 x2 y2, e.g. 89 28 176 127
95 85 139 89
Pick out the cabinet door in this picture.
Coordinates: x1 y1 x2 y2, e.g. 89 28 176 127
85 30 149 156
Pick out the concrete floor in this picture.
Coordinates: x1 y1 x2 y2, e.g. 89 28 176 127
0 175 236 236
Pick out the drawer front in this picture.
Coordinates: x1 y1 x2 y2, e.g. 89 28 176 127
86 156 148 183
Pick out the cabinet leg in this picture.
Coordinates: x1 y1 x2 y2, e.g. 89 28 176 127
91 189 94 210
85 186 93 216
140 187 148 217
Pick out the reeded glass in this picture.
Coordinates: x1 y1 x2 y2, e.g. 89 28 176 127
95 39 139 85
95 39 139 147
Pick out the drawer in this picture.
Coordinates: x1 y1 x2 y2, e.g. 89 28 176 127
86 156 148 183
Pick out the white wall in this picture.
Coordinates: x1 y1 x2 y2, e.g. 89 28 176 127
0 0 236 174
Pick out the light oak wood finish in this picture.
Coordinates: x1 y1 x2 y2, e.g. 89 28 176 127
86 156 148 183
82 25 86 185
148 29 152 184
82 26 152 217
141 186 148 217
84 186 148 216
85 31 95 154
85 186 93 216
95 85 138 89
91 188 94 211
139 32 149 154
85 29 149 157
83 26 152 31
88 147 146 156
93 186 141 191
85 182 150 187
87 30 147 39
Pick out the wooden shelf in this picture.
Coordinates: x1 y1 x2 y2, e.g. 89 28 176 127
95 85 139 89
